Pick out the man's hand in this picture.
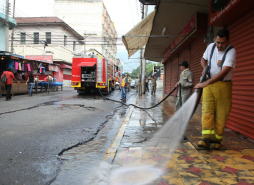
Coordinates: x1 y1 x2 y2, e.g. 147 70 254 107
175 83 180 88
194 81 209 89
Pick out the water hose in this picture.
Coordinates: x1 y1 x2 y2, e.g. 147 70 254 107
179 83 182 107
191 65 210 117
98 65 209 112
98 87 177 110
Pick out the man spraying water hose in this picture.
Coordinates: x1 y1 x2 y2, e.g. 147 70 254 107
175 61 194 111
195 29 236 149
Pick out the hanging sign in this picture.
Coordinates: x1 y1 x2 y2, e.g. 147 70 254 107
49 65 59 72
209 0 241 25
163 14 197 60
25 55 53 64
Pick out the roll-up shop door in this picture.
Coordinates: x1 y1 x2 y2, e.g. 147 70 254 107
226 10 254 140
190 36 207 92
171 56 179 97
164 59 172 94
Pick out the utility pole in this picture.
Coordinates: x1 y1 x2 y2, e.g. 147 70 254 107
139 3 144 96
11 0 15 53
5 0 9 52
142 5 148 94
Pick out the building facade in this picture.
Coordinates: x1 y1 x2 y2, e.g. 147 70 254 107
143 0 254 141
12 17 84 85
53 0 117 62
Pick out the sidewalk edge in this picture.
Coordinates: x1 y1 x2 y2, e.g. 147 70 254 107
101 94 138 163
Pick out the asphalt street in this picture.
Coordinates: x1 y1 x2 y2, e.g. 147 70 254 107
0 87 137 185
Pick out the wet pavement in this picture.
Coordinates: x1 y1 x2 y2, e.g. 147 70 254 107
0 87 137 185
98 90 254 185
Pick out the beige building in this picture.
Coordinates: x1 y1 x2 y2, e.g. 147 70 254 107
11 17 84 86
54 0 118 62
12 17 84 64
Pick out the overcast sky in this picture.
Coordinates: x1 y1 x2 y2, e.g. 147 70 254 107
3 0 154 72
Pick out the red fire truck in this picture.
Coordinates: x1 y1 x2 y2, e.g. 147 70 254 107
71 56 117 94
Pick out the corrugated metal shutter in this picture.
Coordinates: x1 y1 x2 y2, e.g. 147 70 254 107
190 36 207 91
164 59 172 94
171 56 179 96
226 10 254 140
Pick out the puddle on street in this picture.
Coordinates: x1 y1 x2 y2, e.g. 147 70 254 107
51 96 131 185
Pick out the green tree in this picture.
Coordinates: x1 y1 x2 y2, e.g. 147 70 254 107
128 62 163 78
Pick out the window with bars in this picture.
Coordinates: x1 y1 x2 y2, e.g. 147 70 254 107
34 32 39 44
64 35 67 46
21 32 26 44
73 41 76 51
46 32 51 44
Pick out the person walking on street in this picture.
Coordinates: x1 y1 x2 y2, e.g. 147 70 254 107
135 77 139 92
150 75 157 95
1 67 19 101
127 75 132 92
121 73 128 101
118 75 122 90
195 29 236 150
145 77 149 92
26 71 35 96
175 61 194 111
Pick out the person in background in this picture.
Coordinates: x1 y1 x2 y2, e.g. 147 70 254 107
127 75 132 92
118 75 122 91
150 74 157 95
1 67 19 101
47 75 53 81
35 75 39 82
121 73 128 101
175 61 194 111
135 76 139 92
145 77 149 92
26 71 35 97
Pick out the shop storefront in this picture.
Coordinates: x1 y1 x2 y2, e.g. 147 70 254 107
163 0 254 140
0 52 29 96
208 0 254 140
0 54 64 97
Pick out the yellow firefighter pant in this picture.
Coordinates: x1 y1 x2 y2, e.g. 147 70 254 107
202 81 232 143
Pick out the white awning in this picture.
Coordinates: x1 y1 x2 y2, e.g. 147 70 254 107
122 11 156 58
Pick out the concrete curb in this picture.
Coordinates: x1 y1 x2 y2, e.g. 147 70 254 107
101 94 138 163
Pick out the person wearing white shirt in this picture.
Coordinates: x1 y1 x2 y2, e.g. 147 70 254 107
195 29 236 150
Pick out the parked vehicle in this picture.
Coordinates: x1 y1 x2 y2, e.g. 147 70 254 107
130 79 136 88
71 55 117 94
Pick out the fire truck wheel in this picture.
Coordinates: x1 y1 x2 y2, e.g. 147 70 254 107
106 82 112 94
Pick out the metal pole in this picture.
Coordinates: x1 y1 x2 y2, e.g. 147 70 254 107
139 49 142 96
139 3 144 96
48 66 49 94
11 0 15 53
142 5 148 94
5 0 9 52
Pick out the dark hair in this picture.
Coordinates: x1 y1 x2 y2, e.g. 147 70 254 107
7 67 11 71
216 29 229 40
29 71 33 76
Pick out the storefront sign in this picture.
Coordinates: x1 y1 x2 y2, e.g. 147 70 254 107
25 55 53 64
210 0 241 25
49 65 59 72
163 14 197 60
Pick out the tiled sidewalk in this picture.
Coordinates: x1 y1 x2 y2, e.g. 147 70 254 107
104 91 254 185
